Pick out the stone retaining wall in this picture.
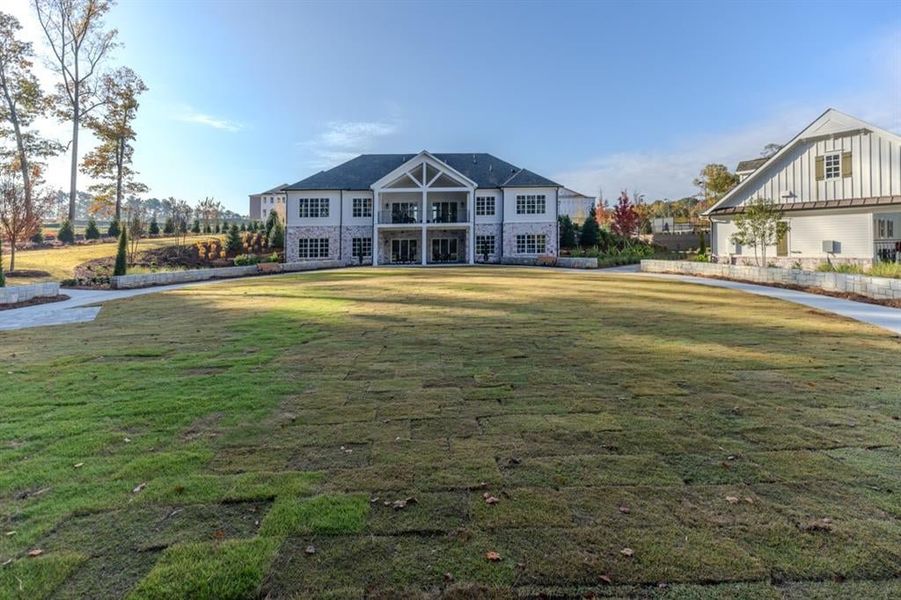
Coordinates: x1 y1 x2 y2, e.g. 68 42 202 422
110 260 342 289
641 260 901 301
556 257 599 269
0 282 60 305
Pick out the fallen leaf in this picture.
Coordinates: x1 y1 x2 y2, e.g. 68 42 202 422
483 494 500 505
132 482 146 494
618 505 630 514
1 558 11 566
212 530 225 540
485 551 501 562
599 574 613 584
305 545 316 555
27 549 43 557
123 437 131 443
620 548 634 557
744 497 754 504
73 463 84 469
5 531 16 536
443 572 454 583
725 496 740 504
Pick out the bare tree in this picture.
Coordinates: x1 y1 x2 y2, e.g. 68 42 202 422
33 0 118 222
171 199 192 247
0 12 61 219
0 172 50 272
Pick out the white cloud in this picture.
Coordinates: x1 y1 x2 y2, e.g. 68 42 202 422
301 120 400 169
175 109 243 132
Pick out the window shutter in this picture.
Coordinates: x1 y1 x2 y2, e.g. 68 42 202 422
815 156 825 180
841 151 852 177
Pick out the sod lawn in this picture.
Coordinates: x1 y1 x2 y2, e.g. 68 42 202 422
1 267 899 599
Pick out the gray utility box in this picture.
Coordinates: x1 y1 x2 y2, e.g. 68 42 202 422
822 240 840 254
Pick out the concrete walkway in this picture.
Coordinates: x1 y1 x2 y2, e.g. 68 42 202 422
2 265 900 335
598 263 901 335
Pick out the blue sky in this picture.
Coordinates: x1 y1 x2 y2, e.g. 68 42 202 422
8 0 901 213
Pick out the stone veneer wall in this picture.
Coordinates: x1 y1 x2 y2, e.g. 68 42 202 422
475 224 503 263
376 229 421 265
502 222 557 258
341 225 374 265
641 260 901 301
723 256 875 270
111 260 342 289
0 282 60 305
285 226 342 263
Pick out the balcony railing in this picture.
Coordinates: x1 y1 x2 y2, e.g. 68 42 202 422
426 208 468 224
377 208 470 225
875 239 900 262
378 211 421 225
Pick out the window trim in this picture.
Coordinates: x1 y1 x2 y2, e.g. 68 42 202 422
298 197 329 218
352 197 372 218
823 152 841 180
515 194 546 215
515 233 547 254
475 196 496 216
475 234 496 256
298 237 329 259
351 236 372 257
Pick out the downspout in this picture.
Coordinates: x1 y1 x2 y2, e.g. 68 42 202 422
339 190 343 264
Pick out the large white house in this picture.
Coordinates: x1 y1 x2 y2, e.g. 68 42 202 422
249 184 288 221
705 109 901 267
283 151 564 265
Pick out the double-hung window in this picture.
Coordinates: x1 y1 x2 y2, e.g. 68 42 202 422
299 198 329 218
475 235 495 256
352 237 372 257
475 196 495 216
352 198 372 218
515 194 546 215
298 238 329 259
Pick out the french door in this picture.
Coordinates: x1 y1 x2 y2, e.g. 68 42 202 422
391 239 418 263
431 202 458 223
431 238 459 262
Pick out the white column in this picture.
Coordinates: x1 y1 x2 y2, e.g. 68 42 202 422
421 226 427 266
467 190 475 264
372 190 379 266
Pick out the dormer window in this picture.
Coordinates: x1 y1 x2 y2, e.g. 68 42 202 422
824 152 841 180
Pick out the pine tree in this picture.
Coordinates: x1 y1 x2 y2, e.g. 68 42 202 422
558 215 576 249
265 210 279 236
163 217 175 235
107 219 120 238
268 220 284 249
698 230 707 254
214 223 220 234
580 206 600 248
240 223 247 232
191 219 200 234
58 219 75 244
204 223 211 234
113 227 128 276
149 218 160 235
85 218 101 240
226 224 242 255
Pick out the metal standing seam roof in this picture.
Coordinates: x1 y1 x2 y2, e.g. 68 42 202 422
285 153 560 190
709 195 901 215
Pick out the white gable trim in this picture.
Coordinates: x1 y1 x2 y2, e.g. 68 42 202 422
703 108 901 216
370 150 477 191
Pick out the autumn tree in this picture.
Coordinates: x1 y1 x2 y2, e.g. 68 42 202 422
34 0 118 222
171 199 192 246
81 66 147 220
611 191 640 238
730 197 786 267
693 164 738 214
0 12 61 219
0 172 50 272
125 206 145 262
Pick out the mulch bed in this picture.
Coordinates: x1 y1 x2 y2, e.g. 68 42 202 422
5 269 53 279
0 294 70 311
698 274 901 309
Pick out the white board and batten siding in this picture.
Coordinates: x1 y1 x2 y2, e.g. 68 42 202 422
727 129 901 207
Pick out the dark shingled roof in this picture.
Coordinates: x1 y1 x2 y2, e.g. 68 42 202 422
736 157 768 173
286 153 559 190
710 195 901 215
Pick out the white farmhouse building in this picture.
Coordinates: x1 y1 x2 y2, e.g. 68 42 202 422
705 109 901 267
249 184 288 221
283 151 561 265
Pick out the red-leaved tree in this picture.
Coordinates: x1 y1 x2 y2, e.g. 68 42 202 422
0 171 49 272
611 191 640 238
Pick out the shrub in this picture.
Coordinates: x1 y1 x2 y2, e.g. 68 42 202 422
191 219 200 234
580 207 600 248
113 228 128 276
240 223 247 232
559 215 576 250
149 218 160 235
31 230 44 244
204 224 212 234
698 231 707 254
268 221 284 249
163 217 175 235
694 250 711 263
266 252 280 263
85 218 101 240
107 219 120 239
57 220 75 244
225 224 242 255
870 262 901 279
233 254 261 266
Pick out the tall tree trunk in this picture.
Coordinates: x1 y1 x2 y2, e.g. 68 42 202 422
115 136 123 220
0 70 32 219
9 239 15 273
68 102 79 223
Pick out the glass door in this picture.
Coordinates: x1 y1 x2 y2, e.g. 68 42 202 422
431 238 459 262
391 239 419 263
431 202 458 223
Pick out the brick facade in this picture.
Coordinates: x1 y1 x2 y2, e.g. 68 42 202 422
341 225 374 265
475 224 503 263
502 222 557 258
285 226 341 262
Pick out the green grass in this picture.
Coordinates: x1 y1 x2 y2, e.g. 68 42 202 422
815 260 901 279
0 267 899 598
3 234 223 285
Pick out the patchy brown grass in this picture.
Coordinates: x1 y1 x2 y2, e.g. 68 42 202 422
0 267 898 598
